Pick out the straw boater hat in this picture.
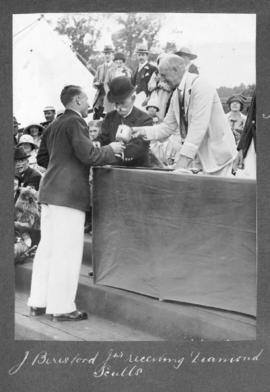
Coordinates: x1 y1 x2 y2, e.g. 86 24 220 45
136 43 149 54
175 47 197 60
18 134 38 150
43 105 56 112
107 76 135 103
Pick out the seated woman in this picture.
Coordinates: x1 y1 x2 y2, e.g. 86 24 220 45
17 134 45 174
14 186 41 264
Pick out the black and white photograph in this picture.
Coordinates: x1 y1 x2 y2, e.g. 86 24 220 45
13 12 256 344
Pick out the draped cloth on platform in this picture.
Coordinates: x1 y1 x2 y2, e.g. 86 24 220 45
92 167 256 317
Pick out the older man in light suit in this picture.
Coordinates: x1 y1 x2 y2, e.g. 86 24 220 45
132 55 237 176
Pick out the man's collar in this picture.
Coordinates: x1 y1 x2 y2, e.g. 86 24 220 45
178 71 188 91
138 61 148 71
65 108 82 117
118 106 134 119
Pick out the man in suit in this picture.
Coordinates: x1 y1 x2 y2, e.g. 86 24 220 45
40 106 56 128
96 76 154 167
131 44 157 99
92 45 114 119
14 146 41 191
27 85 125 321
132 55 237 176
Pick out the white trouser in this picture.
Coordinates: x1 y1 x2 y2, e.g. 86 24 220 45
28 204 85 314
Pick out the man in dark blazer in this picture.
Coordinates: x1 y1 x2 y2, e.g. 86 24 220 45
131 44 157 98
96 76 154 167
28 85 124 321
14 146 41 191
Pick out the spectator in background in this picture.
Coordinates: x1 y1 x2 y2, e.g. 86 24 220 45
92 45 114 119
147 53 174 120
40 106 56 128
233 91 256 178
88 120 102 144
175 47 199 74
23 123 44 148
13 116 21 145
131 44 157 102
14 175 21 204
226 95 247 144
104 52 132 114
14 146 41 191
14 186 41 264
17 134 45 174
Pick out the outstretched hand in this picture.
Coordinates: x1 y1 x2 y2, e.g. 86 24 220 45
109 141 126 155
131 127 145 139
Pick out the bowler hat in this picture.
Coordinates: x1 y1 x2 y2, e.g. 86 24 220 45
136 43 149 54
18 134 38 149
14 146 30 160
103 45 114 53
23 123 44 136
113 52 126 62
107 77 135 103
175 47 197 60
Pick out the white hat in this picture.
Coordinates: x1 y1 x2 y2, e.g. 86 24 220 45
18 134 38 149
43 105 56 112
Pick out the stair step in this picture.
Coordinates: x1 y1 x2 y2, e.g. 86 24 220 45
15 261 256 341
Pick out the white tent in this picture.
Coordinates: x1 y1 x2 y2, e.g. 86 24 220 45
13 15 95 126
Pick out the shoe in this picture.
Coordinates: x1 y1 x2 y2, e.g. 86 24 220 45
30 307 46 316
51 310 88 322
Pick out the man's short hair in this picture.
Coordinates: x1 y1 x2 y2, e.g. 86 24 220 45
60 85 82 106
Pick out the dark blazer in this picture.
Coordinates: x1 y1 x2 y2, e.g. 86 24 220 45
97 106 153 167
38 109 116 211
131 62 158 96
97 106 153 145
237 91 256 158
19 167 41 191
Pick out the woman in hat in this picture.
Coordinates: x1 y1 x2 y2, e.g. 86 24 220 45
23 123 44 148
226 95 247 145
104 52 132 113
18 134 45 173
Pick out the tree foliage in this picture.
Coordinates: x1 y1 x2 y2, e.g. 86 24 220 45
55 15 102 62
217 83 255 99
112 13 161 58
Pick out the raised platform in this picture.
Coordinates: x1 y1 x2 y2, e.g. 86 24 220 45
15 241 256 341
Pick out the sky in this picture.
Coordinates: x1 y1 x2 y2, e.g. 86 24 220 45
13 13 256 87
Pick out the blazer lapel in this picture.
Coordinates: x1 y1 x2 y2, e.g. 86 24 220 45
184 73 199 115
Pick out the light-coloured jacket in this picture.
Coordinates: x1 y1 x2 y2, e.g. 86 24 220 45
144 73 237 174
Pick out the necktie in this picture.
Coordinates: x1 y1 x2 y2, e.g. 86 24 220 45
178 89 188 140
